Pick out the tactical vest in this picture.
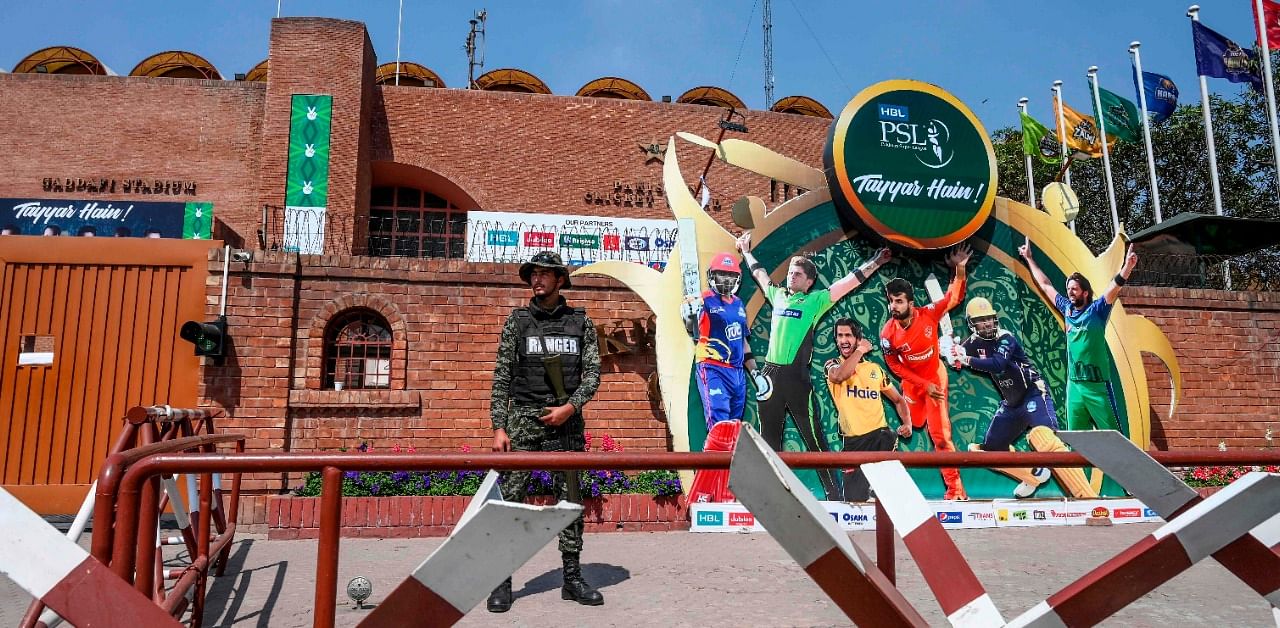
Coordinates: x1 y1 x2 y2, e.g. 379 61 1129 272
510 305 586 405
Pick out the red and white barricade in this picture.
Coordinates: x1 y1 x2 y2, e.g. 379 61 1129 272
358 471 581 627
1008 471 1280 627
862 461 1004 627
0 488 181 627
727 424 929 627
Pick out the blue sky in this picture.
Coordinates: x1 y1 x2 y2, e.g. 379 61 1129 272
1 1 1267 131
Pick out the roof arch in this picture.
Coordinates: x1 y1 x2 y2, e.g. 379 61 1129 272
375 61 445 88
473 68 550 94
130 50 222 80
244 59 269 82
676 86 745 110
13 46 112 75
770 95 833 119
575 76 650 101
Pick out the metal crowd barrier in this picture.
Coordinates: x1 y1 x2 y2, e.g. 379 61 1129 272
93 448 1280 627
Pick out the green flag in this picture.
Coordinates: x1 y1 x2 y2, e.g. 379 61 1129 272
1020 111 1062 164
1093 86 1141 143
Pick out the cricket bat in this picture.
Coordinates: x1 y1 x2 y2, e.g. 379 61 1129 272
924 273 957 366
677 217 701 320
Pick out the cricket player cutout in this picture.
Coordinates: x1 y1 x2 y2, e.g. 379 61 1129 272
950 297 1097 498
879 245 971 501
1020 237 1139 433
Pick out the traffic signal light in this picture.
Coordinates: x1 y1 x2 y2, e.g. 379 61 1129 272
180 315 227 359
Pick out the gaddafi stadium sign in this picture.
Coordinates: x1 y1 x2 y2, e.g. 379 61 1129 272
825 80 997 249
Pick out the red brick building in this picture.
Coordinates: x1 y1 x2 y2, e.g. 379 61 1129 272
2 18 1276 520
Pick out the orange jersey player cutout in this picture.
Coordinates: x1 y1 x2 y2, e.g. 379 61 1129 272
879 244 972 501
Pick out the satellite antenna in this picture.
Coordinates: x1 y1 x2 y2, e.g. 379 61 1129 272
466 9 487 89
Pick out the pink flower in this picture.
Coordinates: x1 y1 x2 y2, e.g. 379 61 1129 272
407 446 417 454
461 444 472 453
392 444 402 453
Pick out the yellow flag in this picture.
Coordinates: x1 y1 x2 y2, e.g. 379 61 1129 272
1054 96 1113 158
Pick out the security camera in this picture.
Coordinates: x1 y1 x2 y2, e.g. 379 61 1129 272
230 250 252 263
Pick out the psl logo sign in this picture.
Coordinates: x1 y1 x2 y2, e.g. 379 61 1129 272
877 103 953 169
826 80 996 249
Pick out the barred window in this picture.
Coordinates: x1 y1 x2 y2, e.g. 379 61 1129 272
367 186 467 258
323 309 392 390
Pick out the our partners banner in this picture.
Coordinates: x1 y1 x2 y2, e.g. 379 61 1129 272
465 210 678 269
0 198 213 239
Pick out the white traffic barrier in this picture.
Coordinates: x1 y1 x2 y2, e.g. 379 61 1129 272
1062 430 1280 609
0 488 180 627
358 470 581 627
862 461 1004 628
727 424 928 627
1008 472 1280 627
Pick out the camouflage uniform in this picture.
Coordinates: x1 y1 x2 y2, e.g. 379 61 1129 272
491 295 600 553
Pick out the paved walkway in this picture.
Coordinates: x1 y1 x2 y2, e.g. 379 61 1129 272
3 525 1275 627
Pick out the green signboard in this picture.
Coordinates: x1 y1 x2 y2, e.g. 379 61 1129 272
825 80 996 250
560 233 600 249
283 94 332 253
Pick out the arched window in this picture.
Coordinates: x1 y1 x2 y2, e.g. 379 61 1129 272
324 309 392 390
367 185 467 258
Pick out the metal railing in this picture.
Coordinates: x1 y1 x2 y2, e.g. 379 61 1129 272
96 448 1280 628
22 406 246 628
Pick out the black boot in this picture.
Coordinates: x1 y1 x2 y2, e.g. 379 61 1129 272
486 577 513 613
560 552 604 606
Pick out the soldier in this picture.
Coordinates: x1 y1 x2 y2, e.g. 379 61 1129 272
487 251 603 613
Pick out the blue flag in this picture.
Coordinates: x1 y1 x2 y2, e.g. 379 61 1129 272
1132 69 1179 124
1191 21 1263 91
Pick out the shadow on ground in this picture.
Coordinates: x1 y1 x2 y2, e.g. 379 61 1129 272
514 563 631 599
200 539 289 627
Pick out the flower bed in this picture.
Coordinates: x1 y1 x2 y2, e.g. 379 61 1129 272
1182 464 1280 488
270 437 690 539
267 493 689 539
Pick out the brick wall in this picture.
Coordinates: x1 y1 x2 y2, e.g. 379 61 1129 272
0 73 265 231
208 252 1280 531
256 17 377 250
1123 287 1280 450
202 249 667 501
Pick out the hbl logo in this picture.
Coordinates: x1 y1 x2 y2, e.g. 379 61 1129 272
878 103 909 121
697 511 724 526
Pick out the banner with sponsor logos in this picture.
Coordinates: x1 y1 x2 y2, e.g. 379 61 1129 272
0 198 213 239
689 499 1161 532
464 210 678 269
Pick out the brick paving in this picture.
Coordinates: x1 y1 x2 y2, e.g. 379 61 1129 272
3 524 1275 627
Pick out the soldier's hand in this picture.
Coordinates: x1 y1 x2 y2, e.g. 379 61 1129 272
896 424 913 438
540 403 575 427
492 429 511 452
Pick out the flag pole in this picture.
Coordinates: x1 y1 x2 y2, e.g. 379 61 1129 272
1088 66 1121 237
276 0 282 18
1256 0 1280 207
1188 5 1225 216
1018 97 1036 207
1129 41 1164 223
1052 80 1076 232
395 0 404 86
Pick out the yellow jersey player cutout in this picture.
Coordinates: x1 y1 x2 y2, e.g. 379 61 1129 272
825 318 912 502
